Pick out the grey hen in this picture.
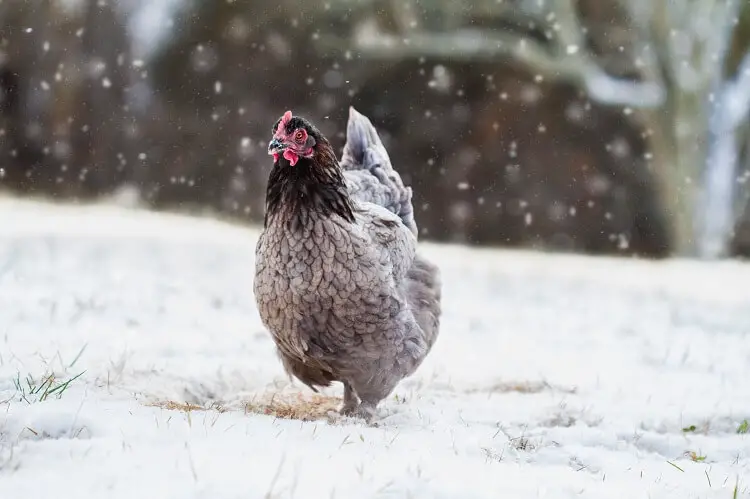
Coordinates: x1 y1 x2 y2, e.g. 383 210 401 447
253 107 442 420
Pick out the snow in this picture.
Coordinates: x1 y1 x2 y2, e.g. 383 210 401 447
0 196 749 498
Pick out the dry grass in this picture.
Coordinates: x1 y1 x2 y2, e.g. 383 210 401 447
468 380 577 395
245 392 342 421
144 392 343 422
145 400 226 412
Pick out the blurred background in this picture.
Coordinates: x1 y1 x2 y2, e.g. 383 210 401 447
1 0 750 259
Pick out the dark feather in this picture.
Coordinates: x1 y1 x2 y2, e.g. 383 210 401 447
264 136 355 231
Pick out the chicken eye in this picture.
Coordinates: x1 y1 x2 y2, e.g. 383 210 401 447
294 130 306 143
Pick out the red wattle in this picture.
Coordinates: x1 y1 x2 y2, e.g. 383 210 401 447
272 152 279 162
283 149 299 166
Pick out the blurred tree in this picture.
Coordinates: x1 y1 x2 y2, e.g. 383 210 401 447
70 0 133 196
148 0 671 257
703 0 750 259
341 0 750 258
621 0 750 259
6 0 748 258
727 4 750 257
0 0 131 197
317 0 750 257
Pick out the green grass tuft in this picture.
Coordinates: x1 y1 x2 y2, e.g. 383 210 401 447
11 370 86 403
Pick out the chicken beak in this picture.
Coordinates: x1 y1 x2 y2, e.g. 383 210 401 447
267 138 286 155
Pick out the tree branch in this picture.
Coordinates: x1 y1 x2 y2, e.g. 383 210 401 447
316 19 664 108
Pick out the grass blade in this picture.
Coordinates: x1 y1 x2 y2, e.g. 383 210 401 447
666 460 684 472
68 344 88 369
46 371 86 399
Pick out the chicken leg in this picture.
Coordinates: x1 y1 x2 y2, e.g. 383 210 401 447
339 381 360 415
340 381 378 422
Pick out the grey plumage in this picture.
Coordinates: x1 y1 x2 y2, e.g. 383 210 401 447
253 107 441 420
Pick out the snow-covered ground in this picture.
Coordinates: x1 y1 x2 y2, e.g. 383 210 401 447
0 196 748 499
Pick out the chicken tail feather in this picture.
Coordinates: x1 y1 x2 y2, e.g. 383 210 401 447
341 106 418 237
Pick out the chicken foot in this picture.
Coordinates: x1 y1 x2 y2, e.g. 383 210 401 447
347 401 377 422
339 382 378 422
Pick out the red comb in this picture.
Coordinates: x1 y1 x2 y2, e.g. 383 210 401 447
276 110 293 133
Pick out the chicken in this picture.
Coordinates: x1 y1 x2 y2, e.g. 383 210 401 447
253 107 441 421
